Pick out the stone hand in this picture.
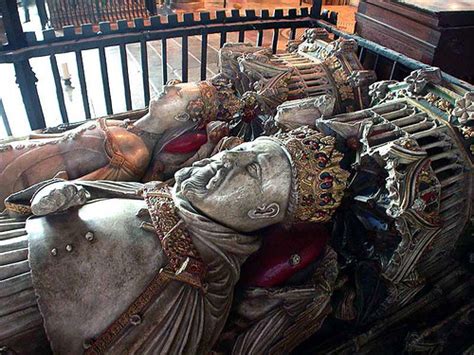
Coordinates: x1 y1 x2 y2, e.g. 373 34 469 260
31 181 89 216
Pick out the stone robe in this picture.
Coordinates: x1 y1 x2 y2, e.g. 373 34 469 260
0 181 261 354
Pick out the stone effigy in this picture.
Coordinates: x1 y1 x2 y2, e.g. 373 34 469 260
0 66 472 354
224 68 473 353
1 23 473 352
0 128 348 353
0 80 237 211
0 32 373 212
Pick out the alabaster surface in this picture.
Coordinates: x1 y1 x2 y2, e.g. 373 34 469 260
0 31 473 355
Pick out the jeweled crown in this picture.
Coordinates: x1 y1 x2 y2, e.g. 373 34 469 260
187 79 241 129
271 126 350 223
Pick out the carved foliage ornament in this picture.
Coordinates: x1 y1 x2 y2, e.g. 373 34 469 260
211 76 242 122
326 38 358 56
405 67 442 96
452 92 474 124
323 55 357 104
374 138 442 284
297 28 330 54
348 70 377 89
303 28 330 44
424 92 454 115
368 80 398 104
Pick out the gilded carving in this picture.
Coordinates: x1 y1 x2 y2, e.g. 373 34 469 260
0 33 472 355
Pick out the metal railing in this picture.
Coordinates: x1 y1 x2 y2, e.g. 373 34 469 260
0 0 472 136
0 0 322 132
317 21 474 92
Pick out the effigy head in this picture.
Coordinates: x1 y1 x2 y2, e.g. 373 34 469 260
175 138 292 232
148 80 219 132
174 126 350 232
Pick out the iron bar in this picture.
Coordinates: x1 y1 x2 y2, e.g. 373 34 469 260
220 31 227 48
0 98 13 136
358 47 365 62
13 60 46 130
272 28 279 53
200 32 208 81
49 54 69 124
310 0 322 19
182 34 189 82
389 61 397 80
0 0 27 49
257 29 263 47
36 0 49 29
140 39 150 105
373 53 380 71
1 18 315 60
98 46 113 115
238 30 245 42
290 27 296 40
75 50 92 119
161 38 168 85
119 44 132 111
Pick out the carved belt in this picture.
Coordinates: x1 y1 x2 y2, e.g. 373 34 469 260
85 183 206 355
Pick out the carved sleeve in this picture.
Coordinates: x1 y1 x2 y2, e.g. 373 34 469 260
224 247 338 355
4 179 145 217
73 180 145 200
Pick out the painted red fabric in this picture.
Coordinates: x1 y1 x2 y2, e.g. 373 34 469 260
163 132 208 154
240 223 329 288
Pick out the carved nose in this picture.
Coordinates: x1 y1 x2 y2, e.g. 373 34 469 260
162 85 177 95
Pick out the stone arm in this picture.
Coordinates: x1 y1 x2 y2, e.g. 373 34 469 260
218 247 338 355
142 121 230 182
70 180 145 199
172 121 231 172
4 179 145 217
228 287 329 355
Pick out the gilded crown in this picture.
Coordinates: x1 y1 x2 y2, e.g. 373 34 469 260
186 81 219 129
187 80 242 129
271 126 350 223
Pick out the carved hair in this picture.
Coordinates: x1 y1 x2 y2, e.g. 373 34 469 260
285 155 300 225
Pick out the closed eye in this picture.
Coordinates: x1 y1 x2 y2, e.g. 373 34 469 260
246 162 261 181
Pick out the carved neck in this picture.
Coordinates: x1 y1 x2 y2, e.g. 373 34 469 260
125 124 162 151
173 193 262 282
133 112 168 135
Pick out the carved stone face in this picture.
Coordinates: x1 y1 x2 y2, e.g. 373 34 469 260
146 82 203 133
174 139 292 232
